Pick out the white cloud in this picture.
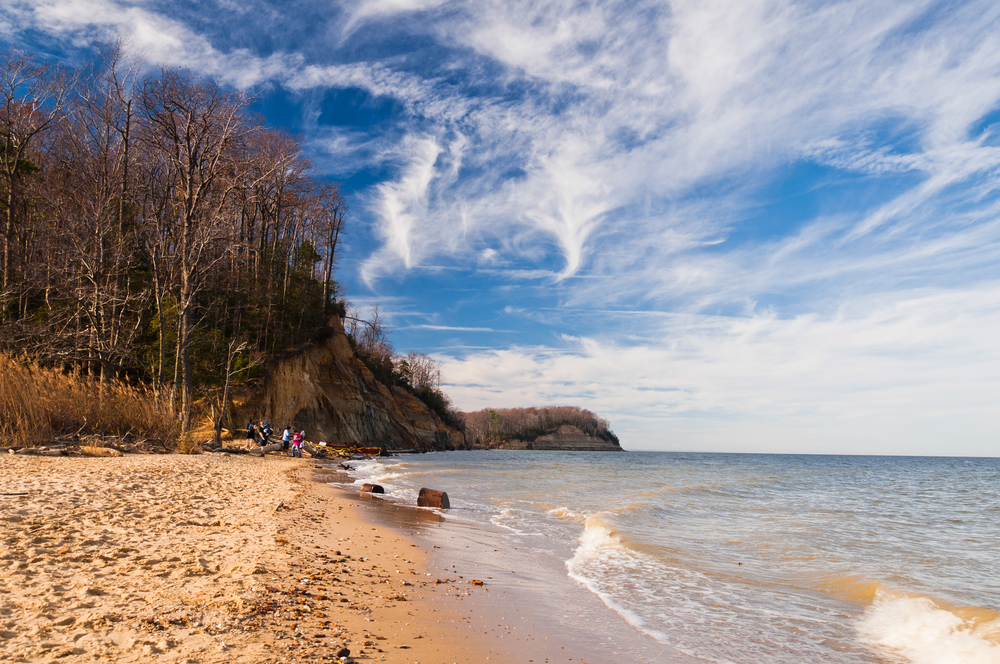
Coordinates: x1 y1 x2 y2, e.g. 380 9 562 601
4 0 303 87
440 283 1000 455
360 133 443 281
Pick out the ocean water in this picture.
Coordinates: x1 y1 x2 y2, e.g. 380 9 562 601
340 451 1000 663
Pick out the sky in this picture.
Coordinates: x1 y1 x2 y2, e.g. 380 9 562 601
4 0 1000 455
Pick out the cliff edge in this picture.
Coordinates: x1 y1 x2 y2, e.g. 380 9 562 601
232 316 465 451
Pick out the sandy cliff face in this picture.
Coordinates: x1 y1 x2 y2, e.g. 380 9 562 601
494 425 622 451
232 316 465 451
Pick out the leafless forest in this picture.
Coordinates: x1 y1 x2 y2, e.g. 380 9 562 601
463 406 619 447
0 43 347 430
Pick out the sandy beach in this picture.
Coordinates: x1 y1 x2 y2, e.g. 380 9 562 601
0 453 532 664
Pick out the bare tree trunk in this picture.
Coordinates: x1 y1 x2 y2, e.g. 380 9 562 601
153 277 166 387
214 339 246 447
179 298 192 432
322 207 344 313
2 189 14 296
171 312 182 406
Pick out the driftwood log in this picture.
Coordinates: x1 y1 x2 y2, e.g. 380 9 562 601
249 442 285 456
80 446 123 457
14 448 67 456
208 446 252 454
417 488 450 509
301 442 329 459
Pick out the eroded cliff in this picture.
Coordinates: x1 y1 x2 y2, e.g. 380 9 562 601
232 316 465 451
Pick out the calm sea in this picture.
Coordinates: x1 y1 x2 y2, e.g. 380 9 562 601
340 451 1000 664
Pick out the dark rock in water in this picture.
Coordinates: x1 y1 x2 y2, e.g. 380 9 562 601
360 483 384 494
417 488 449 509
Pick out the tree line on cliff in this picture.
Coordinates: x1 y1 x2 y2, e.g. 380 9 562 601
0 43 347 431
463 406 619 448
344 303 464 431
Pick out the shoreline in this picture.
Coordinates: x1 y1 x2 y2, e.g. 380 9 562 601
331 458 689 664
1 451 670 663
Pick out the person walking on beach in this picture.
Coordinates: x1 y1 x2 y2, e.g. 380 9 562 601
291 429 304 458
246 420 255 444
282 426 291 453
258 421 268 455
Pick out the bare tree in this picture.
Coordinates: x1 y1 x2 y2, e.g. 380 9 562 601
209 338 258 448
396 350 441 390
317 183 347 313
139 68 250 429
0 49 72 314
59 41 146 379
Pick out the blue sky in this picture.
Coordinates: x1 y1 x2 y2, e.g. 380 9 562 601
5 0 1000 455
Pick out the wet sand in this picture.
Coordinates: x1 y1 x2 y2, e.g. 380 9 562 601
344 472 675 664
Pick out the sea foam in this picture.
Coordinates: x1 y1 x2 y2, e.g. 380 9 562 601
858 591 1000 664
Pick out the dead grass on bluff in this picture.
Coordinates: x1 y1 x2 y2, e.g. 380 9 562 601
0 353 180 448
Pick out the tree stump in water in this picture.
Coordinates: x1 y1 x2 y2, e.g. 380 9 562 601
417 488 449 509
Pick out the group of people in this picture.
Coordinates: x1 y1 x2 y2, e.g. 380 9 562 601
246 420 306 457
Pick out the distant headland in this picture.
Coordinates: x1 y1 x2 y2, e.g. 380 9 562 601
462 406 622 451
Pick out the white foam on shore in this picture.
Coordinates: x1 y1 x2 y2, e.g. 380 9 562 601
565 518 675 648
857 591 1000 664
489 507 523 532
349 459 407 487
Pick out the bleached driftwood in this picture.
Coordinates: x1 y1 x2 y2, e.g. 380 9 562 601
15 448 67 456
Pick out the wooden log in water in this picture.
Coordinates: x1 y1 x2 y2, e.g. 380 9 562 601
417 488 450 509
360 484 384 494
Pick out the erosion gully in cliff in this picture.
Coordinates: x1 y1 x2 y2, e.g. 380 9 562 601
231 315 465 453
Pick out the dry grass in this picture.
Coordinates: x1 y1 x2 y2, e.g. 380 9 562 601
0 353 181 448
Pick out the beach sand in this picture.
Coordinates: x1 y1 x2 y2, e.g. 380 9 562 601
0 452 563 663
